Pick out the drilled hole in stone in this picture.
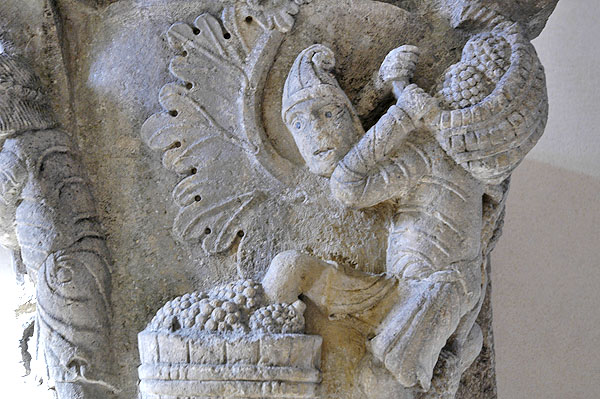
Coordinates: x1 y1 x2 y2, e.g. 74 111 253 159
173 141 181 148
237 230 245 238
169 110 179 117
204 227 211 235
190 167 197 175
170 317 181 332
185 82 193 90
194 195 202 202
223 32 231 40
245 16 253 23
192 27 200 35
181 50 188 57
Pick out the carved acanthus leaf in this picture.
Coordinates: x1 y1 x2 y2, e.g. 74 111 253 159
244 0 309 33
173 175 264 254
142 8 295 254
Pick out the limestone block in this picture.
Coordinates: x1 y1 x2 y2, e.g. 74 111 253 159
0 0 557 398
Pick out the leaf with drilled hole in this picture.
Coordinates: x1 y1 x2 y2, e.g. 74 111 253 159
141 8 294 255
174 190 264 254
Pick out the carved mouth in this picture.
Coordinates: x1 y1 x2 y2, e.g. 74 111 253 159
313 148 334 158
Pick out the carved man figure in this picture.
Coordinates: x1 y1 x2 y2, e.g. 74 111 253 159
264 12 547 398
0 44 115 399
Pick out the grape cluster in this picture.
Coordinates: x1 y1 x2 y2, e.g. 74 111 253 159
149 291 207 331
464 33 510 81
249 302 305 334
193 298 245 333
435 33 510 110
149 280 305 336
435 63 489 109
149 279 266 334
211 279 264 313
150 292 246 333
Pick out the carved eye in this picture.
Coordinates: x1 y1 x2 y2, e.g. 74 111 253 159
294 121 302 130
325 111 332 118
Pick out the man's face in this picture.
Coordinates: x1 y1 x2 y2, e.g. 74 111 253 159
285 97 362 177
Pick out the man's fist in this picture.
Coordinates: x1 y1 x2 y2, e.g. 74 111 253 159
379 45 420 87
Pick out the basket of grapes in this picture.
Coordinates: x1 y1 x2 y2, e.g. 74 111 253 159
138 279 322 399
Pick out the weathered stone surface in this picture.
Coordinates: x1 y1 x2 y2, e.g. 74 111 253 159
455 261 497 399
0 1 557 398
0 44 116 397
137 279 321 398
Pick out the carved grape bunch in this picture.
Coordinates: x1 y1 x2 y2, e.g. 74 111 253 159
151 292 204 329
436 63 488 109
464 33 511 81
149 289 248 332
249 301 306 334
211 279 264 313
148 279 307 335
194 298 245 332
435 32 510 110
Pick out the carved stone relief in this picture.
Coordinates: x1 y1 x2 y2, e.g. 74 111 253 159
0 47 116 397
0 0 557 398
138 280 322 398
139 1 548 398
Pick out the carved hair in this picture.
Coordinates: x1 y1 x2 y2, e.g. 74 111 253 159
281 44 353 123
0 47 56 137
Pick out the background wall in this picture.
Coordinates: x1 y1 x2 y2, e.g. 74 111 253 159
0 0 598 397
491 1 600 398
0 248 41 395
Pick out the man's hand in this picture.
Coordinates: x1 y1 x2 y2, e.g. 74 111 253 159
379 45 420 97
379 45 420 84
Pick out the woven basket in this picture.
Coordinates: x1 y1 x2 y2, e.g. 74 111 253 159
434 22 548 185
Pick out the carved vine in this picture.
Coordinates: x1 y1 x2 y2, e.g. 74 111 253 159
0 47 116 398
